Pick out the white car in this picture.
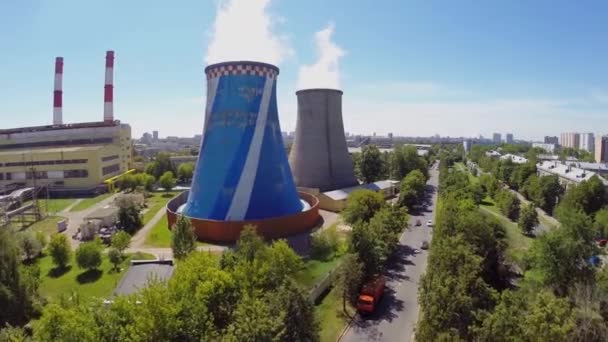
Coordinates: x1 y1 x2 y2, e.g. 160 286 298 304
426 220 433 227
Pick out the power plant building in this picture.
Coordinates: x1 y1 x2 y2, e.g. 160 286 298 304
167 61 319 243
0 51 133 195
289 89 358 192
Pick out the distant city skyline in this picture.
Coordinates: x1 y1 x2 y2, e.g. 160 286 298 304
1 0 607 141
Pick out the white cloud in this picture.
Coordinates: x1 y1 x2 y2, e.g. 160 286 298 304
205 0 292 65
297 23 345 90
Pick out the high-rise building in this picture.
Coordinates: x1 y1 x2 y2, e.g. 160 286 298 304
544 136 559 144
579 133 595 153
152 131 159 141
493 133 502 144
560 132 580 149
506 133 514 144
595 136 608 163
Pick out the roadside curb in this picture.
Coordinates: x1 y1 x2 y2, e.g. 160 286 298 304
336 313 358 341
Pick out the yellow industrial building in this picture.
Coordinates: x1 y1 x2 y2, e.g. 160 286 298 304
0 121 132 195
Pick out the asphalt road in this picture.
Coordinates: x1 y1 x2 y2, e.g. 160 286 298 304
341 164 439 342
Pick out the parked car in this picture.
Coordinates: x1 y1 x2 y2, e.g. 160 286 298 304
415 219 422 226
421 241 429 250
426 220 433 227
357 275 386 314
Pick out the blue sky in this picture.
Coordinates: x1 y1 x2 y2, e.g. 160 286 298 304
1 0 607 140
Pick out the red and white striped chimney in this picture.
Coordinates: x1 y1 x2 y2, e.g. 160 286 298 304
53 57 63 125
104 50 114 122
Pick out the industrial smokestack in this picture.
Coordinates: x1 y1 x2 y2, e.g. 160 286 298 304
182 61 303 221
289 89 358 191
53 57 63 125
104 50 114 122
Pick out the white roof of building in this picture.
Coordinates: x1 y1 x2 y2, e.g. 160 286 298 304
485 150 501 157
500 154 528 164
323 180 396 201
537 161 608 185
572 162 608 171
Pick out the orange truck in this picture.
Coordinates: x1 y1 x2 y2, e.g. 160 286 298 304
356 275 386 314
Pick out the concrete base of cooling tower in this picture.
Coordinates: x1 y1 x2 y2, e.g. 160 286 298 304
166 191 320 243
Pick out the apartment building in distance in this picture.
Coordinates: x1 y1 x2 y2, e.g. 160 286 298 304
579 133 595 153
493 133 502 144
560 132 580 149
595 136 608 163
544 136 559 144
505 133 514 144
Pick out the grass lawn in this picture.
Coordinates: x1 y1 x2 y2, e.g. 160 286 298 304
480 197 533 266
315 286 355 342
144 212 211 248
70 193 113 212
144 214 173 247
142 191 179 225
37 251 155 301
295 257 342 290
23 198 76 214
20 216 65 237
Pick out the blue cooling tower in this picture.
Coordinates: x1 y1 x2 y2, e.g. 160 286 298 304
183 61 303 221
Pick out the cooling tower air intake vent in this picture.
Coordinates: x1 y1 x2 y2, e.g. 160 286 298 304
289 88 359 191
182 61 303 221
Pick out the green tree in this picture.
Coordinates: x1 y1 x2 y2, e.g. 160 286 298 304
523 291 575 340
48 234 71 270
398 169 426 209
558 176 607 216
118 174 137 192
224 295 284 341
107 247 122 271
495 190 520 221
538 175 563 215
350 220 388 275
335 253 363 312
593 208 608 238
526 208 596 295
34 301 100 341
474 289 576 341
19 232 42 261
310 224 341 261
118 201 143 235
272 279 319 342
417 235 496 341
342 189 385 225
171 216 197 260
0 229 39 326
75 240 102 271
147 152 177 179
177 163 194 183
518 203 539 236
358 145 384 183
111 230 131 255
134 173 155 192
159 171 176 193
390 145 428 180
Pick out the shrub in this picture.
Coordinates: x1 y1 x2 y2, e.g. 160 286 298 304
48 234 71 269
75 240 103 271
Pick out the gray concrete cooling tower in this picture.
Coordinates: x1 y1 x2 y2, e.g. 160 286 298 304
289 88 359 191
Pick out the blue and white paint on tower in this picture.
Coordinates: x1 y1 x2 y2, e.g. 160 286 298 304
183 61 303 221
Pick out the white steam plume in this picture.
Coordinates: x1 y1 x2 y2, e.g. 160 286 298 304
297 23 345 90
205 0 291 65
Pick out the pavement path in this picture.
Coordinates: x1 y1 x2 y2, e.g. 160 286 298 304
60 199 83 214
60 193 120 249
341 162 440 342
130 207 167 248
